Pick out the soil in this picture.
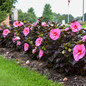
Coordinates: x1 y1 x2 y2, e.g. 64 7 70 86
0 48 86 86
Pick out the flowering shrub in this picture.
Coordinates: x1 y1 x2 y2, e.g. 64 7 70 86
0 18 86 75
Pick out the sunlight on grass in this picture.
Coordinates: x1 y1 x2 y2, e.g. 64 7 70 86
65 24 86 29
82 25 86 28
0 56 62 86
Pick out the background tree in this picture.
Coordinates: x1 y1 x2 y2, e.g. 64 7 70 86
52 13 74 23
42 4 53 22
18 9 25 20
0 11 7 23
69 14 74 22
28 7 34 14
75 16 82 20
57 14 65 23
27 7 37 23
18 7 37 23
52 13 59 22
0 0 17 23
76 13 86 22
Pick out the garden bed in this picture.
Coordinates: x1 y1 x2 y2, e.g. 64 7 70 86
0 47 86 86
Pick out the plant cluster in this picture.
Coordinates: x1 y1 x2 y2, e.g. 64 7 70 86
0 18 86 74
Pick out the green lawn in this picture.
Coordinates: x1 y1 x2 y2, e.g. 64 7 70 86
0 56 62 86
65 24 86 29
82 25 86 28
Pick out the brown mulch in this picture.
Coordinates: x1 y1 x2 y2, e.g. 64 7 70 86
0 48 86 86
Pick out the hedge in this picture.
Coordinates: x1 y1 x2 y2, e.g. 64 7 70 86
0 18 86 75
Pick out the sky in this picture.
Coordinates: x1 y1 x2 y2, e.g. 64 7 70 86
15 0 86 18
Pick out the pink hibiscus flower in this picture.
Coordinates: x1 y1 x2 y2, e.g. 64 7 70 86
24 43 29 51
13 21 19 27
32 47 37 54
65 27 69 31
34 20 39 26
26 60 30 65
3 29 9 37
35 47 37 49
12 37 20 43
73 44 86 61
0 27 3 30
23 27 30 36
49 29 61 40
48 22 50 25
35 37 43 46
17 41 21 46
18 22 24 27
71 33 74 35
39 49 43 58
82 35 86 42
70 22 81 32
42 22 47 27
84 28 86 30
32 49 36 54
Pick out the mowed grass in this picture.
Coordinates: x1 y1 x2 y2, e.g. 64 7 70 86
82 25 86 28
0 56 62 86
65 24 86 29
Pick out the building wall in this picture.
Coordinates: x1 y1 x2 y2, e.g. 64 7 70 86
0 16 9 26
11 8 18 20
